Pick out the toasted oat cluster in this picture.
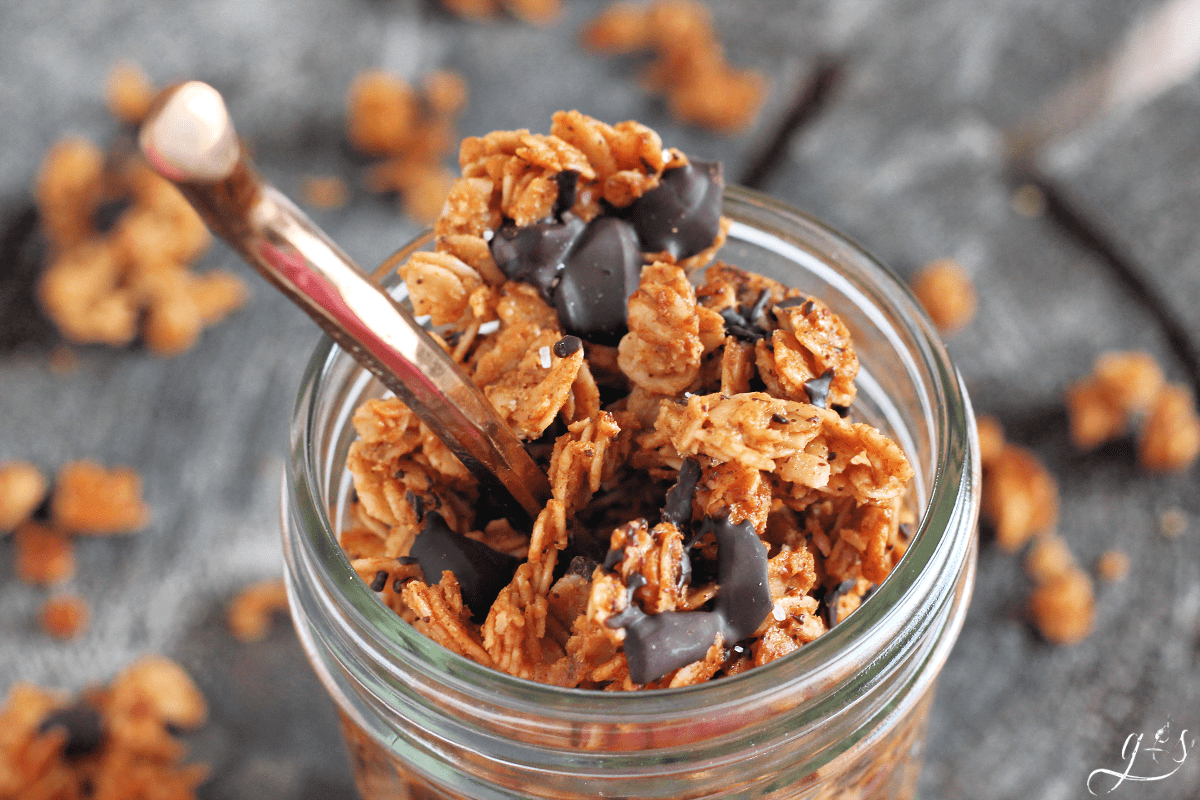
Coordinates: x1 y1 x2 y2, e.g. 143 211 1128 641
340 112 914 690
582 0 768 133
0 657 208 799
346 69 470 222
35 135 248 356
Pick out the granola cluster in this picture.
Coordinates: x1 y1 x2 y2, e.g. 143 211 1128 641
438 0 561 25
342 112 915 689
0 657 208 799
2 460 151 639
346 69 470 222
582 0 768 133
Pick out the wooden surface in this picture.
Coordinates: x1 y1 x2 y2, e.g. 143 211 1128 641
2 1 1199 797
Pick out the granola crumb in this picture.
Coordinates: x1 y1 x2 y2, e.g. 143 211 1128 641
302 175 349 210
1096 550 1130 583
910 258 976 335
40 595 90 639
1159 507 1187 539
227 579 291 642
1066 350 1165 450
0 461 49 532
1138 382 1200 472
1028 566 1095 645
439 0 561 24
105 60 155 125
582 0 767 133
1024 533 1074 584
50 461 150 535
981 443 1058 551
14 522 76 586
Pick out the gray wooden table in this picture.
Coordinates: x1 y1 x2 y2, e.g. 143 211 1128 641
2 1 1199 797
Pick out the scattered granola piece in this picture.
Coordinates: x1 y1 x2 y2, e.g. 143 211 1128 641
1159 507 1187 539
910 258 976 334
1096 550 1130 583
582 0 767 133
105 60 155 125
50 461 150 535
0 461 48 532
14 522 76 586
39 595 90 639
1066 351 1165 450
109 655 209 730
981 444 1058 551
975 415 1005 466
34 129 249 354
1138 382 1200 472
1028 567 1095 645
302 175 349 209
347 69 468 223
1024 533 1074 584
227 579 291 642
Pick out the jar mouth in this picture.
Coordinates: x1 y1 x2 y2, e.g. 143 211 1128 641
288 185 976 717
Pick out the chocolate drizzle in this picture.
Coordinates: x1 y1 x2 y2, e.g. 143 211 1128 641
552 335 583 358
661 458 701 530
39 703 105 759
606 515 773 684
489 160 725 344
408 511 520 622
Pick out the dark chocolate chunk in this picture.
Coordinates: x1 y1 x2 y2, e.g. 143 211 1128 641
553 170 579 219
369 571 388 592
823 578 858 629
408 511 520 623
803 369 835 409
661 458 701 529
719 306 768 343
607 515 772 684
405 489 425 523
554 216 643 344
567 555 599 579
397 556 420 566
624 160 724 261
39 702 104 759
490 213 586 302
774 296 809 309
748 289 772 326
827 451 837 462
831 403 851 418
771 413 789 425
552 335 583 358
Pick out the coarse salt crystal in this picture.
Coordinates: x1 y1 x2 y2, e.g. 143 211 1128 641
539 346 552 369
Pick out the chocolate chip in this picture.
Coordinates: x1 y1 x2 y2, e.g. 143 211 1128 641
827 451 837 461
748 289 771 325
397 556 420 566
408 511 520 623
661 458 701 529
39 703 104 759
774 296 809 309
771 413 789 425
832 403 851 418
554 216 643 344
552 335 583 358
405 490 425 523
623 160 724 261
823 578 858 629
490 213 587 302
369 571 388 592
803 369 835 409
553 170 579 219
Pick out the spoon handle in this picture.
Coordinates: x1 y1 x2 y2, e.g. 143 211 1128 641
140 81 551 520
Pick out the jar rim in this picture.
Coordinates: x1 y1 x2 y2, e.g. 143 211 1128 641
288 185 975 717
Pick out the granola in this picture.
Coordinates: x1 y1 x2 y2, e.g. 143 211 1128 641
343 112 914 689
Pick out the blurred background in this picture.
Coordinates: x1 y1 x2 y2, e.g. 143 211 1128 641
2 0 1199 797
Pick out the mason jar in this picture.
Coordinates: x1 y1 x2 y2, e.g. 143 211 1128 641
281 186 981 799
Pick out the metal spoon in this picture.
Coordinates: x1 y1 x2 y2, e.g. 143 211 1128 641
139 81 551 520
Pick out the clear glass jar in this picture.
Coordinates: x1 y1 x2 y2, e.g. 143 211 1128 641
282 187 981 800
